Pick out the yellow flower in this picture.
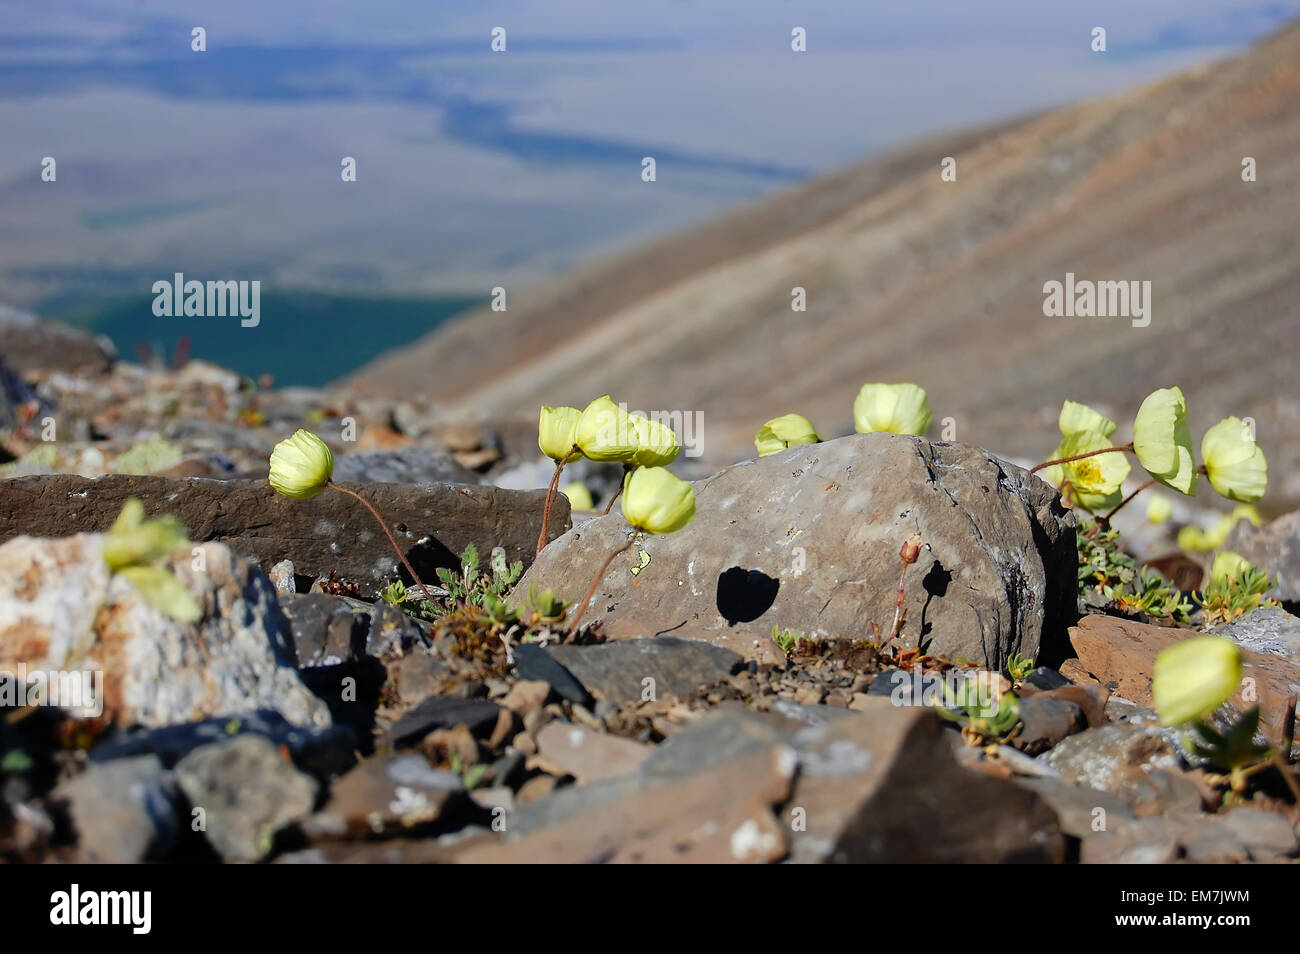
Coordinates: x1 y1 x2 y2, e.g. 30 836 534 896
1042 428 1130 512
1209 550 1252 584
755 413 820 457
575 395 639 463
1202 417 1268 503
102 498 190 572
1177 504 1262 552
1133 387 1198 495
853 383 932 436
1058 400 1116 438
561 481 595 511
538 406 584 463
1146 494 1174 524
630 414 680 468
621 466 695 534
1153 636 1242 726
269 429 334 499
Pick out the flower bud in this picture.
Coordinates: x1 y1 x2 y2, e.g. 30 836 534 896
1152 636 1242 726
269 429 334 499
899 532 922 565
621 466 696 535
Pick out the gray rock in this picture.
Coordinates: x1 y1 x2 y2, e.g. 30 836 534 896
308 754 466 838
383 696 503 748
89 710 357 781
1225 509 1300 604
332 446 483 485
281 594 431 666
175 734 319 862
1046 722 1188 795
0 474 568 598
52 756 179 862
1218 806 1299 860
0 534 330 728
1014 696 1087 754
498 701 1063 863
269 559 296 596
544 637 744 704
0 306 116 375
517 434 1076 668
1211 607 1300 661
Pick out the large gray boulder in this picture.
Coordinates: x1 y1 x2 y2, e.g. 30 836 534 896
520 433 1076 668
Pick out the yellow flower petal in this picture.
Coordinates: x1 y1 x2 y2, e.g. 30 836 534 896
269 429 334 499
621 466 696 535
1152 636 1242 726
1133 387 1198 495
538 406 584 463
755 413 820 457
630 415 680 468
1058 400 1117 438
853 383 932 436
1202 417 1267 503
575 396 639 463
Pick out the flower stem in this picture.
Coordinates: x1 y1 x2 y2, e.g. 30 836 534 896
568 539 633 633
536 458 567 556
328 482 427 592
1100 477 1157 524
602 464 631 516
880 561 911 649
1030 442 1133 475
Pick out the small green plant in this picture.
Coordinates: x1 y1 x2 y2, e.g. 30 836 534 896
1195 564 1279 627
379 579 406 605
936 679 1021 746
1005 651 1035 684
1078 526 1192 622
1185 708 1272 799
1110 568 1195 620
435 544 523 609
771 626 803 656
523 583 568 626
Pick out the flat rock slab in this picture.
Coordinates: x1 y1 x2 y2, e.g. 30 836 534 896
534 722 653 783
0 474 568 597
1068 613 1300 737
519 433 1076 668
544 637 744 703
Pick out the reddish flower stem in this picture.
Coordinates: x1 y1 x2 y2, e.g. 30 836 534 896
1030 442 1133 475
568 539 633 633
536 458 567 556
328 482 426 592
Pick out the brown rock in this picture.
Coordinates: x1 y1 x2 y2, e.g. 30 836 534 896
0 474 568 597
786 697 1064 862
1068 614 1300 735
534 722 652 784
457 746 792 863
500 680 553 716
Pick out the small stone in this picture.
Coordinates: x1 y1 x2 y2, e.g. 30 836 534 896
534 722 653 784
500 680 553 716
175 735 318 862
269 560 296 597
1218 807 1299 860
1014 696 1087 755
53 756 179 863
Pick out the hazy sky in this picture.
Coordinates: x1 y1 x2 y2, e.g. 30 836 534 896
1 0 1297 308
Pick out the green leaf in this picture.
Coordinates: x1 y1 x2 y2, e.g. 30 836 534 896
119 566 202 623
